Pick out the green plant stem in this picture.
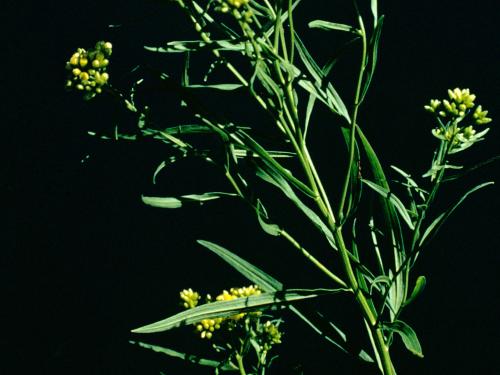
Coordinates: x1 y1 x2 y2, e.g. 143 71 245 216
377 140 451 324
333 226 395 375
287 0 295 63
236 353 247 375
337 13 367 221
280 229 348 288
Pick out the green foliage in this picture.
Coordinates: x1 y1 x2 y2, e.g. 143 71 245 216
66 0 494 374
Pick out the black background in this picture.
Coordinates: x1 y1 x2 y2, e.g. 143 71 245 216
4 1 499 374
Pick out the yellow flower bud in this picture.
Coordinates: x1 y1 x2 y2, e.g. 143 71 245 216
72 68 81 76
104 42 112 50
76 84 84 91
95 87 102 94
92 59 100 68
79 57 88 67
101 59 109 67
70 55 79 66
79 72 90 81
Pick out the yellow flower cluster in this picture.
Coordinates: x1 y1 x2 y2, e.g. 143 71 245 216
216 285 262 320
425 88 492 152
180 288 200 309
220 0 250 11
65 41 112 100
262 321 282 350
217 0 253 23
180 285 262 340
195 317 224 339
473 105 492 125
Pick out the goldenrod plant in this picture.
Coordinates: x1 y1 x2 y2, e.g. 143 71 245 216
65 1 494 374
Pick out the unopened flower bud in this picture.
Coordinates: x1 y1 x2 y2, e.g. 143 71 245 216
70 55 79 66
79 57 88 67
79 72 90 81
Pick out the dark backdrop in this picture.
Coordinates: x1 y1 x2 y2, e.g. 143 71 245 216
5 1 499 374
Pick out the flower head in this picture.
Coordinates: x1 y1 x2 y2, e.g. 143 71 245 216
180 288 200 309
65 41 112 100
473 105 492 125
425 87 492 154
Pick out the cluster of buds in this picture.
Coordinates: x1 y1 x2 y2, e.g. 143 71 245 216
261 320 282 351
196 317 224 339
179 285 281 344
65 41 112 100
424 88 492 153
217 0 253 23
180 288 200 309
216 285 262 321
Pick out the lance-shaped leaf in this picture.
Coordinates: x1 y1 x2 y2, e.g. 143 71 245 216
132 290 325 334
382 320 424 358
142 192 237 209
145 39 246 54
360 16 384 103
187 83 244 91
130 341 237 371
294 32 323 83
256 200 281 236
371 0 379 27
403 276 426 307
308 20 359 34
362 179 415 230
419 182 494 247
197 240 283 292
198 240 373 363
256 167 337 250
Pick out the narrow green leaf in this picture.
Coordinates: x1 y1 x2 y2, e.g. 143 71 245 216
198 240 373 362
362 179 415 230
326 83 351 123
371 0 378 26
256 200 281 236
256 167 338 250
308 20 358 34
360 16 384 103
443 155 500 182
386 269 403 319
370 275 391 295
187 83 244 91
303 93 317 139
419 182 494 247
403 276 426 307
236 130 314 196
129 341 236 371
294 32 323 83
144 39 246 54
141 192 237 209
197 240 283 292
383 320 424 358
142 196 182 209
263 0 302 39
131 291 320 333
